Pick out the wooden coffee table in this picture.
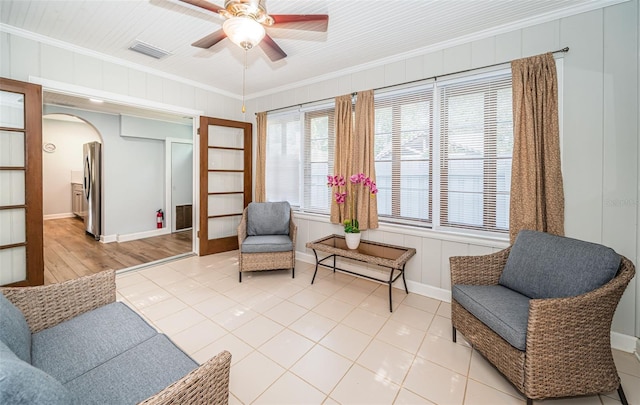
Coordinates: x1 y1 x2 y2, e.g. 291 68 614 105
306 234 416 312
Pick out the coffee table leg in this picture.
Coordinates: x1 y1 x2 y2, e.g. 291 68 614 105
333 254 336 273
311 249 319 284
401 264 408 294
388 268 394 313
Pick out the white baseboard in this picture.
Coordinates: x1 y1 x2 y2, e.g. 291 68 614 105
43 213 75 220
102 234 117 243
296 250 451 301
297 249 638 354
611 332 638 353
102 228 170 244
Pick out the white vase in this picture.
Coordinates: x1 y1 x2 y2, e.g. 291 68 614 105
345 232 361 249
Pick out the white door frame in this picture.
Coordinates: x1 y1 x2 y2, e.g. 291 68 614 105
165 137 194 233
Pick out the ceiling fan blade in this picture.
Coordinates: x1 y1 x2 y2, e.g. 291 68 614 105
192 29 227 48
270 14 329 32
259 35 287 62
178 0 223 14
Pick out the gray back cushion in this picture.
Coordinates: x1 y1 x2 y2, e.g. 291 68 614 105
0 341 75 405
499 230 621 299
247 201 291 236
0 292 31 364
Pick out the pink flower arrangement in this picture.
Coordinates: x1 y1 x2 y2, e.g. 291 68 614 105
327 173 378 233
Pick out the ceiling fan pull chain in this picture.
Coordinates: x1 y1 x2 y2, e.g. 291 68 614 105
242 49 247 113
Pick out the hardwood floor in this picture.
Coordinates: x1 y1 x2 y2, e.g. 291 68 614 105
44 217 192 284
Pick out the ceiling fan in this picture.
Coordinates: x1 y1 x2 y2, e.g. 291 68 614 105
180 0 329 61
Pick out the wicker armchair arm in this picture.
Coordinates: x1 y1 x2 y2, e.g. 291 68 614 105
289 209 297 250
524 257 635 397
139 350 232 405
450 247 511 286
237 208 248 246
0 270 116 334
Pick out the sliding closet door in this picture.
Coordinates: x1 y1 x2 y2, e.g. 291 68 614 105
0 78 44 286
198 117 252 256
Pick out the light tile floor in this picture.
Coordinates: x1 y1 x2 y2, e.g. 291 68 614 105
115 251 640 405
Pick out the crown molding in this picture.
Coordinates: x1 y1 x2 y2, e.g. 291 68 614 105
245 0 629 100
0 23 241 100
1 0 629 101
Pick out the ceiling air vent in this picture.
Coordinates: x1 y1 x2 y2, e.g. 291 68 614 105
129 40 171 59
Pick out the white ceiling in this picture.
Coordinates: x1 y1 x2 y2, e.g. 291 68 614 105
1 0 621 108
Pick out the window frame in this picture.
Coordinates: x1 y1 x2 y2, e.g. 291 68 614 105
265 66 516 240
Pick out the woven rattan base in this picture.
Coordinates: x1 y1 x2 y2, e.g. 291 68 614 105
452 300 526 391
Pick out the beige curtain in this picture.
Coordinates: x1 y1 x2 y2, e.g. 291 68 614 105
353 90 378 230
330 94 354 224
509 53 564 243
255 112 267 202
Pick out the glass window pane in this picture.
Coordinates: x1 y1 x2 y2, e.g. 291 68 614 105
208 125 243 148
447 191 483 226
0 170 25 206
0 246 26 285
208 194 244 216
0 208 26 245
308 162 329 210
208 172 243 193
447 160 483 193
0 131 25 166
496 194 510 230
207 215 241 239
0 91 24 129
208 149 244 171
400 161 429 220
375 161 392 216
266 112 301 205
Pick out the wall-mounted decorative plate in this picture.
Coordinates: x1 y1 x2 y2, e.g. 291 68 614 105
43 142 56 153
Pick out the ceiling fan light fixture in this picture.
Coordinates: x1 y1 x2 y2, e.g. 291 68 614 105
223 17 265 50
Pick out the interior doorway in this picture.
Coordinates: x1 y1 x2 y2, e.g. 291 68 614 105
41 91 197 283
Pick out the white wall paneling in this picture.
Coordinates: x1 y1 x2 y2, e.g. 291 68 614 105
248 1 640 346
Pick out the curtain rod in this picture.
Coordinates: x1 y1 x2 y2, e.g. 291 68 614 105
258 47 569 116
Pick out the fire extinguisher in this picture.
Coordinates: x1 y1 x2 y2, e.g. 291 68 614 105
156 209 164 229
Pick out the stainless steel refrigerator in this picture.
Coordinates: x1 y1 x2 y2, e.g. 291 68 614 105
83 142 101 240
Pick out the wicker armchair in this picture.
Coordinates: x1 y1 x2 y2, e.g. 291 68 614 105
1 271 232 405
450 243 635 405
237 201 297 282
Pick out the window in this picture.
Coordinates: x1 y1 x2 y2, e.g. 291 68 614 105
265 69 513 236
265 112 301 205
303 108 335 212
266 106 335 212
438 72 513 233
374 87 433 224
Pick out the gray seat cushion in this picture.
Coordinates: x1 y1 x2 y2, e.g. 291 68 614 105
0 341 75 405
32 302 157 383
241 235 293 253
64 334 197 405
499 230 621 299
0 292 31 364
247 201 291 236
452 285 530 351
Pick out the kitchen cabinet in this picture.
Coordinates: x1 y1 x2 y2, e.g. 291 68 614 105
72 183 84 218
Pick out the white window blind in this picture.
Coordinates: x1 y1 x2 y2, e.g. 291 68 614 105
374 86 433 225
265 68 513 237
303 108 335 213
265 111 301 205
438 72 513 233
